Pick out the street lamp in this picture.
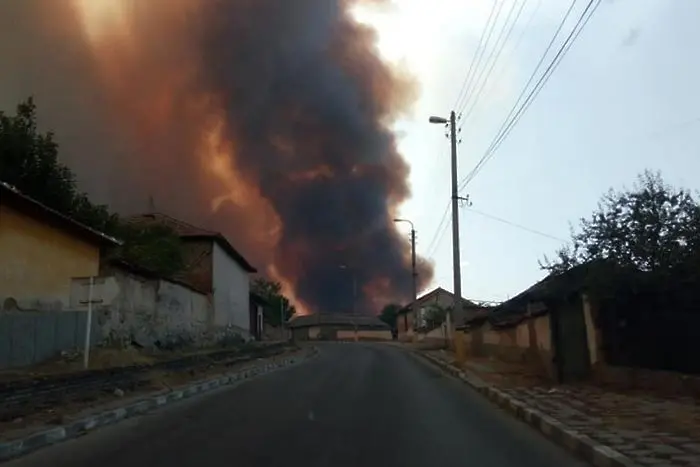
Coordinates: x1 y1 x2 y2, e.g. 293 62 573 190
429 116 448 124
428 111 460 344
393 218 417 337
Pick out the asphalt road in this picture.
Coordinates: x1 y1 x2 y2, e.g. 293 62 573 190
6 343 587 467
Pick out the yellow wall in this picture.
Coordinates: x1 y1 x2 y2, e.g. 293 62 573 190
533 315 551 351
582 294 598 365
308 326 320 339
337 329 392 340
0 204 101 307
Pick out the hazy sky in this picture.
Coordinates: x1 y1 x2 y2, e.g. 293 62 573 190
356 0 700 302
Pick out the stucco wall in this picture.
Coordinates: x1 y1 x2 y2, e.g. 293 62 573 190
337 329 392 341
582 294 598 365
464 313 554 378
70 270 216 348
212 242 250 332
533 314 551 351
0 204 100 309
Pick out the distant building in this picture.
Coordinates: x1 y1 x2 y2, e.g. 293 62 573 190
287 313 391 341
129 212 257 336
0 182 120 309
396 287 483 340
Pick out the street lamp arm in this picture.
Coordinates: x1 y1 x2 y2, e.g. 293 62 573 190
429 116 448 124
393 218 415 230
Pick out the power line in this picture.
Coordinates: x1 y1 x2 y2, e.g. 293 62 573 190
460 0 602 191
424 201 451 259
460 0 539 127
465 207 567 242
459 0 581 190
457 0 529 120
453 0 503 112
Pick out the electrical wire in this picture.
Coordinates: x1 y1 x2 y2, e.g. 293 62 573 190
453 0 503 112
459 0 580 190
457 0 528 120
465 207 567 242
459 0 602 191
424 201 451 259
459 0 538 126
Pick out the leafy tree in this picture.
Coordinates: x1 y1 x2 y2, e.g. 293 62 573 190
1 98 78 217
1 98 183 277
108 223 185 277
251 278 296 326
379 303 402 329
541 171 700 274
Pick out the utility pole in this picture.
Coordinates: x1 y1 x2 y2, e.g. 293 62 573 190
429 111 464 344
393 218 418 337
410 227 417 326
447 110 460 342
352 273 358 340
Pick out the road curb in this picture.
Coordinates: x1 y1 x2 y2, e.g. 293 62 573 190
416 352 639 467
0 347 318 463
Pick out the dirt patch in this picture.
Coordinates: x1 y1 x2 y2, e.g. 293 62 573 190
0 347 304 442
427 349 700 442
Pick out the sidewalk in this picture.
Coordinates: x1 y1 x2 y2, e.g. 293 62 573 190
424 350 700 467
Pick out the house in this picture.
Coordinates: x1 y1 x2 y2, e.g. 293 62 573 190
457 263 596 383
0 182 120 309
396 287 480 340
129 213 257 337
287 314 391 341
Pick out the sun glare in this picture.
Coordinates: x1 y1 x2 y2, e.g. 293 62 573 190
73 0 129 43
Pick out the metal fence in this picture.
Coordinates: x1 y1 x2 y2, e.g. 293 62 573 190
0 310 100 370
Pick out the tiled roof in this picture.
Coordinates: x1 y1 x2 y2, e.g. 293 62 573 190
128 212 256 273
476 261 599 329
397 287 477 314
0 182 121 247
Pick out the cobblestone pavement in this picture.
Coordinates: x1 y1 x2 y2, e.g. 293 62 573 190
427 351 700 466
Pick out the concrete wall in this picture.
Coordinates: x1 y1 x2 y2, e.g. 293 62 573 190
292 326 390 341
337 329 392 341
212 242 250 333
70 270 218 348
0 310 100 369
463 313 554 378
0 204 101 309
263 324 289 341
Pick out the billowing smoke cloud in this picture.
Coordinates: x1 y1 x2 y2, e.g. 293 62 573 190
0 0 433 314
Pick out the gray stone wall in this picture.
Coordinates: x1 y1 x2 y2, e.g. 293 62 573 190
70 270 247 350
0 310 100 369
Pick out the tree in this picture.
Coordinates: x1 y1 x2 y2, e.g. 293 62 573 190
108 222 185 277
541 171 700 274
1 98 184 277
251 278 296 326
379 303 402 329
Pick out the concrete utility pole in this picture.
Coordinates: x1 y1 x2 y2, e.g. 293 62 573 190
429 111 463 342
393 218 417 333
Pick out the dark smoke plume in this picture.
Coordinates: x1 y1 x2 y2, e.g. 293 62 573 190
0 0 434 313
